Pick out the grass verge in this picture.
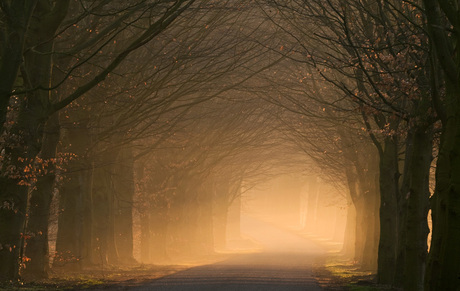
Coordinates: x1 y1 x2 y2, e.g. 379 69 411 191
313 254 402 291
0 264 188 290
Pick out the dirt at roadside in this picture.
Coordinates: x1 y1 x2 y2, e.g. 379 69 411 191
0 252 235 290
313 254 401 291
0 264 189 290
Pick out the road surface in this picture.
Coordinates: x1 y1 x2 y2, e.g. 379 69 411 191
126 215 326 290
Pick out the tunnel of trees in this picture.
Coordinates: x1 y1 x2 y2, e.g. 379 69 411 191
0 0 459 290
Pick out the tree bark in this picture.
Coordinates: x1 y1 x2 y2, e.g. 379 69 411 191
426 115 460 291
403 126 432 291
341 198 356 259
0 1 38 131
394 128 414 287
345 158 379 269
91 157 118 266
22 113 60 279
20 1 69 278
54 127 93 269
361 176 379 271
0 105 47 280
422 0 460 289
377 137 399 284
353 196 367 264
113 147 136 264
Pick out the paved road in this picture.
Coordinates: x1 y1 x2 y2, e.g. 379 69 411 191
127 215 326 290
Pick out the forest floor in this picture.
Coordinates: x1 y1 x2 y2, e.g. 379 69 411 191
0 264 188 290
0 253 229 290
312 254 402 291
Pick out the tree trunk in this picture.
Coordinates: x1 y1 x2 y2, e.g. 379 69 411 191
194 184 214 254
0 99 48 279
148 179 171 263
21 1 71 277
0 1 37 131
0 184 29 281
213 206 228 250
304 176 319 232
23 113 60 279
425 114 460 291
149 212 169 263
353 197 366 264
361 177 379 271
377 137 400 284
113 147 135 264
422 1 460 288
394 128 414 287
55 127 93 269
345 161 379 269
0 1 68 281
0 180 29 281
341 200 356 259
91 159 118 266
344 166 364 263
139 212 150 263
227 192 241 241
135 163 150 263
213 180 231 250
403 126 432 291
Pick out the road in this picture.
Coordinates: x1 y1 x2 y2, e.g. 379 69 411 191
127 215 326 290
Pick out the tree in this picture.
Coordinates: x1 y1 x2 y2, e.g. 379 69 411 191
53 0 281 269
422 0 460 290
0 0 195 281
257 1 436 288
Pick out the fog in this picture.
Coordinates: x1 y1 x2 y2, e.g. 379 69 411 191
128 173 347 265
1 1 453 289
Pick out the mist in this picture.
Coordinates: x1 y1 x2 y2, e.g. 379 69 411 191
0 0 457 290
